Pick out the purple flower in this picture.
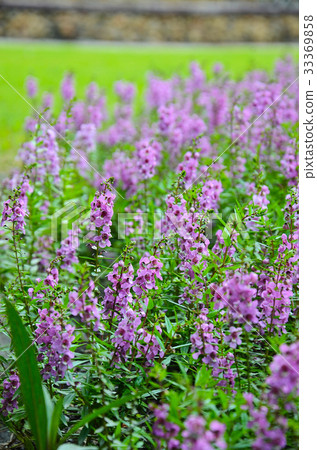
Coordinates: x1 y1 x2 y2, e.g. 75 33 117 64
136 327 164 365
28 267 59 301
186 62 206 93
74 123 97 154
61 73 75 101
35 308 75 380
26 76 38 98
42 92 54 110
146 76 175 109
267 341 298 403
1 176 31 234
182 415 227 450
152 403 180 444
133 255 163 296
198 179 223 212
111 308 141 364
86 81 99 102
44 267 59 288
244 342 298 449
158 105 176 135
102 260 134 318
89 181 115 248
70 280 103 332
137 144 158 180
1 372 20 416
114 81 136 103
182 415 206 438
20 125 61 183
56 230 79 272
177 151 199 189
224 326 242 349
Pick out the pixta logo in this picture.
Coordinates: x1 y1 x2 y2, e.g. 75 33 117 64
51 201 90 245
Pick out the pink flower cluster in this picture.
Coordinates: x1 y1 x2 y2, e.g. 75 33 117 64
89 182 115 248
20 125 60 184
257 188 298 333
133 255 163 296
164 194 210 274
182 416 226 450
1 372 20 416
114 81 135 104
152 403 227 450
190 308 236 389
136 326 164 365
244 394 287 450
70 280 103 332
28 267 59 301
103 260 134 317
26 76 38 98
1 177 31 234
56 229 79 272
103 151 138 195
266 341 299 408
35 308 75 380
74 122 97 152
244 341 298 449
191 308 218 364
137 143 158 180
61 73 75 102
198 179 223 212
211 272 260 332
152 403 180 447
177 151 199 188
111 308 142 364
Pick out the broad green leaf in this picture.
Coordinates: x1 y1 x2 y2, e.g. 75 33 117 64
43 386 54 437
49 397 64 450
5 299 47 450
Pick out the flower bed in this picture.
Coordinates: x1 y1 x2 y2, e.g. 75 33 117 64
0 59 298 449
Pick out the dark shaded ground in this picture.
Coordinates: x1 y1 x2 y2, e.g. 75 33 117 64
0 427 12 447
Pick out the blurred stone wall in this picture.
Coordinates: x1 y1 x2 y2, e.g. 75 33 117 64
0 1 299 42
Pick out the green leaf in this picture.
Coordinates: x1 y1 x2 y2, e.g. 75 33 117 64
164 316 173 336
5 299 47 450
49 397 64 449
114 421 121 439
153 331 165 352
193 272 204 283
58 391 145 445
147 297 154 311
43 387 54 446
195 365 211 388
63 392 76 409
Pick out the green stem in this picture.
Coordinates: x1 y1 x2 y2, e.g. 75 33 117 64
245 332 251 392
12 224 33 332
233 349 241 389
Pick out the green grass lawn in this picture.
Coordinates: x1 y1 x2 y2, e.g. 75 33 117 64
0 41 298 176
